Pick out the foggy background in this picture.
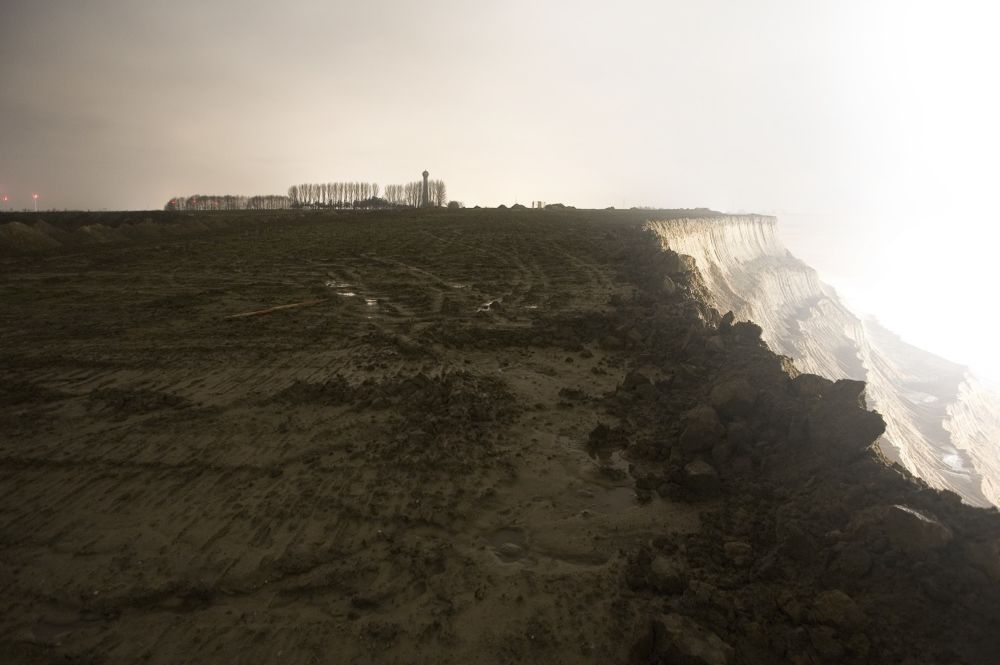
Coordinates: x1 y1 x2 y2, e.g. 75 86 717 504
2 0 998 382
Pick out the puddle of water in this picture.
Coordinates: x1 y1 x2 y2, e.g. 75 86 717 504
324 280 351 288
336 292 357 297
365 298 378 307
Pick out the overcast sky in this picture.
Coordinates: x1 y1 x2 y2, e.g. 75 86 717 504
2 0 998 379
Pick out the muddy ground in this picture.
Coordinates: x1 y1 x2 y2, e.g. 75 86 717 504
1 209 999 664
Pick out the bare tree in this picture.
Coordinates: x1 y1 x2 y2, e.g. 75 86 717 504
282 176 447 210
431 179 447 207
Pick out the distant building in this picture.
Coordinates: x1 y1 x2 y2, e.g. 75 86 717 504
421 170 430 208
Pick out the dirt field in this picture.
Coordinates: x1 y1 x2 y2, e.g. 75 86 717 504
2 209 999 664
0 209 693 663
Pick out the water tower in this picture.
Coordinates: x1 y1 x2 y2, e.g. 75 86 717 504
421 170 430 208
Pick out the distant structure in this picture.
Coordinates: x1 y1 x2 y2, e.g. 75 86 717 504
421 170 430 208
532 201 546 209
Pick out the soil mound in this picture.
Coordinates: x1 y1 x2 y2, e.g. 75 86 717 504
0 221 62 254
74 223 126 245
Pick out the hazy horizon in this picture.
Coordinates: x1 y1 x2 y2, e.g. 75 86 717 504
2 0 998 382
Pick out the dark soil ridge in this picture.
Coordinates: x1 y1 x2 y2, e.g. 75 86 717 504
0 208 726 258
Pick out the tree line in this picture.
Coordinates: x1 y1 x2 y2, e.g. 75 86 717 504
289 179 447 208
289 182 380 207
164 195 291 211
164 176 449 211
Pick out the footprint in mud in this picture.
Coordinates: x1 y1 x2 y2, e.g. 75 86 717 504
487 527 528 563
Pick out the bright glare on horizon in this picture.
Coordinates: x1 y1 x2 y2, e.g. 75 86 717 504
1 0 998 382
772 1 1000 386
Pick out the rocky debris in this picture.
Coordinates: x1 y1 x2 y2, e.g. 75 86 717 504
648 555 688 594
682 460 721 497
828 378 870 409
708 377 757 420
808 625 845 661
662 250 698 275
622 370 656 401
847 504 953 552
964 537 1000 580
723 421 752 450
789 383 887 465
790 373 833 399
587 422 629 460
631 613 734 665
730 320 763 343
680 406 726 454
710 441 733 468
810 590 864 628
613 226 1000 664
558 386 589 401
662 275 678 295
722 541 752 566
829 542 873 578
